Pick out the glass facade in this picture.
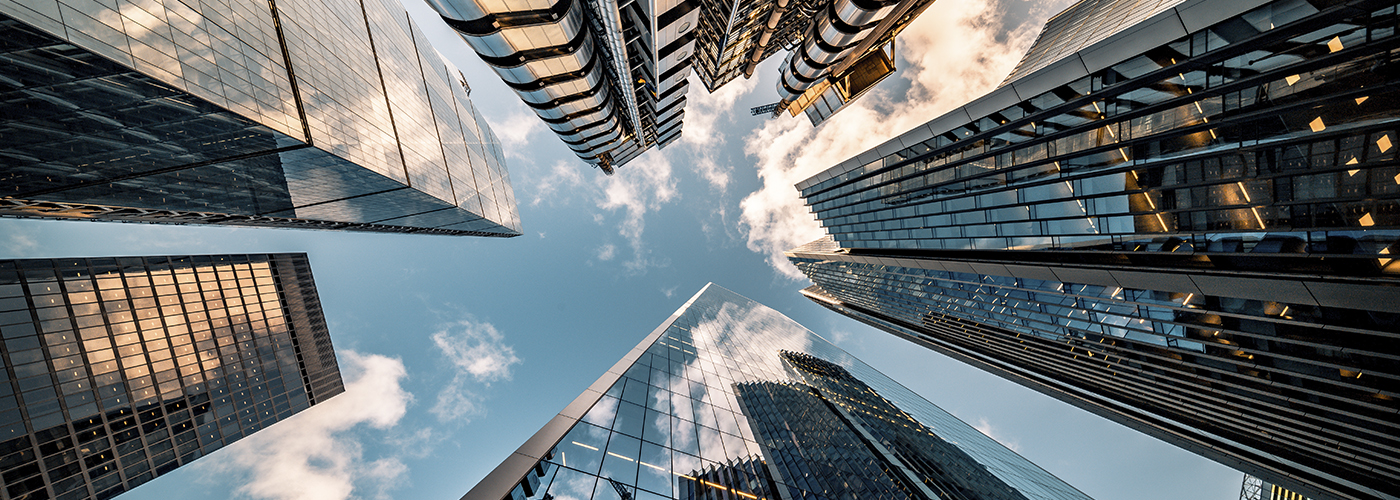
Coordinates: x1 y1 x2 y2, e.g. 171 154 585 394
789 1 1400 499
0 0 520 236
0 254 343 500
468 284 1093 500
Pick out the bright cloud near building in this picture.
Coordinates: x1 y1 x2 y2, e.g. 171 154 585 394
202 352 412 500
737 0 1075 279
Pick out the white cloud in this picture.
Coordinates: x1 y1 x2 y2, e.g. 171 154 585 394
737 0 1070 279
596 150 678 273
595 243 617 261
430 318 522 422
973 417 1022 452
531 160 585 206
677 75 761 191
492 110 546 160
207 352 412 500
2 225 38 257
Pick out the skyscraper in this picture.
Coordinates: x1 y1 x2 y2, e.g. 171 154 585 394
425 0 936 174
463 283 1093 500
0 254 343 500
0 0 520 236
787 0 1400 499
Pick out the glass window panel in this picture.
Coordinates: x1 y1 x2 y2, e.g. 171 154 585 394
543 466 597 499
553 422 607 475
620 378 648 407
583 396 619 429
696 425 725 462
670 417 699 457
600 433 641 486
641 409 670 446
635 441 672 496
611 401 646 438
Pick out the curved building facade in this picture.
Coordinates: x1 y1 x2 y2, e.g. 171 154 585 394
429 0 664 174
789 0 1400 498
428 0 942 173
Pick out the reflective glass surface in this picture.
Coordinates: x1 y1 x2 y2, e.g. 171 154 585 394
799 0 1400 260
499 284 1091 500
0 0 520 236
0 254 342 500
790 1 1400 498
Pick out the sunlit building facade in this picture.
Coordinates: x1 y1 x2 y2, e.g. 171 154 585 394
0 254 343 500
788 0 1400 499
463 283 1093 500
425 0 941 174
0 0 520 236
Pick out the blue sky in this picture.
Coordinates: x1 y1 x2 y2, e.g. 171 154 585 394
0 0 1247 498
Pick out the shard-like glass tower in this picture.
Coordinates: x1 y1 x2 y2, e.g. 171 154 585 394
463 284 1093 500
0 254 343 500
788 0 1400 499
0 0 520 236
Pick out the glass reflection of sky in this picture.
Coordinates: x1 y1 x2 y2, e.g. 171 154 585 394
507 284 1092 500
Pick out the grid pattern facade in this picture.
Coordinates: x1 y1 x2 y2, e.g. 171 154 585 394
0 0 520 236
789 1 1400 498
0 254 343 500
800 0 1400 256
480 284 1091 500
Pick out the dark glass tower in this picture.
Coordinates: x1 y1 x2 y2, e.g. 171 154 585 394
0 0 520 236
787 0 1400 499
0 254 343 500
463 284 1093 500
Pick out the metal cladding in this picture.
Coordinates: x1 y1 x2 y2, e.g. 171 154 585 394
789 0 1400 498
430 0 660 174
777 0 900 101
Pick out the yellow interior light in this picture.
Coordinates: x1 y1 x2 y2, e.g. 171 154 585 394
1346 157 1359 165
1348 169 1360 176
1356 96 1369 105
1285 74 1301 85
1309 117 1326 132
1394 172 1400 184
1360 213 1375 226
1328 36 1344 53
1377 134 1392 153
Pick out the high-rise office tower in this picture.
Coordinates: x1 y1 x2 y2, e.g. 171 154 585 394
463 283 1093 500
786 0 1400 499
425 0 935 174
0 0 520 237
0 254 343 500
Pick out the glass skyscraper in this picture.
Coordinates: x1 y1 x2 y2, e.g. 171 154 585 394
463 284 1093 500
0 254 343 500
0 0 520 236
787 0 1400 499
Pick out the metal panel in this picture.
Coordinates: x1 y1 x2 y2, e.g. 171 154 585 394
1008 54 1090 103
963 85 1023 121
1078 9 1188 73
